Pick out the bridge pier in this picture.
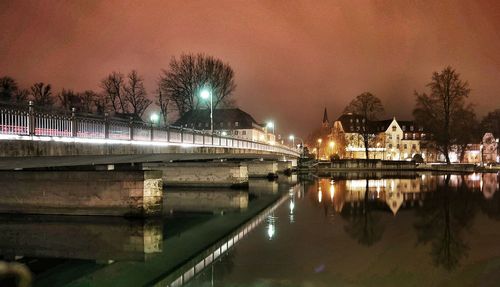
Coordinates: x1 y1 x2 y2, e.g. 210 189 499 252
245 160 278 178
0 170 163 217
145 162 248 188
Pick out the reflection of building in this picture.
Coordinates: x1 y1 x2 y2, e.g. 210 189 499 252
175 108 274 143
482 133 499 163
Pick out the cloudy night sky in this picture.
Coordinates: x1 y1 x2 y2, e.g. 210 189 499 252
1 0 500 137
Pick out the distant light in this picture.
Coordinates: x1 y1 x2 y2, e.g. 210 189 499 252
200 89 210 99
289 200 295 213
150 113 159 123
267 122 274 128
329 141 335 148
221 131 228 136
318 187 322 203
317 138 322 144
289 135 294 140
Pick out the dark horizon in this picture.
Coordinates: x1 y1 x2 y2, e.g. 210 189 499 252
1 0 500 138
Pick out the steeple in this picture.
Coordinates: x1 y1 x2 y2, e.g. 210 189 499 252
322 107 329 127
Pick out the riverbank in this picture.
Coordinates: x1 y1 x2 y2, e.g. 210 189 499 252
299 159 500 173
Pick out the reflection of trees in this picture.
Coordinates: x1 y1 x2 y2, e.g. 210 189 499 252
414 174 477 271
342 179 384 246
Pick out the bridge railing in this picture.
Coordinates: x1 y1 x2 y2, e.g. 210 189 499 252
0 104 299 156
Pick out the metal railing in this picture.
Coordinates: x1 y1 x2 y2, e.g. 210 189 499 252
0 103 300 157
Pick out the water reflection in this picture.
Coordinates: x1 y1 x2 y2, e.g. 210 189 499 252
0 216 162 262
308 172 500 270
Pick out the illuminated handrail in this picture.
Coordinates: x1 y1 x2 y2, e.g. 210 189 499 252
0 105 300 157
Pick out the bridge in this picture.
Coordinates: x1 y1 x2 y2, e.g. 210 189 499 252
0 104 300 217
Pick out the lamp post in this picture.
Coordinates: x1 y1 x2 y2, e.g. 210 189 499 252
317 138 322 160
150 113 159 126
200 88 213 134
480 144 484 166
289 135 295 147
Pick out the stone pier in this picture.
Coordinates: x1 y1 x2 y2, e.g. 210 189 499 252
277 161 293 173
245 161 278 178
164 189 248 213
145 162 248 188
0 170 163 217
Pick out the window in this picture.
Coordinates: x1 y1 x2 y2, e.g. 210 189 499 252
350 119 353 123
220 122 224 127
397 144 400 148
413 133 416 139
396 135 400 140
234 131 239 135
389 144 393 148
421 133 426 139
392 126 396 132
356 118 359 123
402 125 406 131
356 126 360 131
410 126 414 131
412 144 416 149
389 135 392 140
242 131 246 135
404 144 407 149
235 121 239 127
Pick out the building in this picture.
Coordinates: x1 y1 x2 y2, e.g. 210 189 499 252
332 114 427 160
174 108 275 143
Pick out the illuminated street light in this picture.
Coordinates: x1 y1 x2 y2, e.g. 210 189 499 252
289 135 295 146
221 131 228 136
150 113 159 125
266 121 275 134
200 87 213 134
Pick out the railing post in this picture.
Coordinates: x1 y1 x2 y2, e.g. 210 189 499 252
166 126 170 142
150 123 154 141
71 107 77 137
28 101 35 136
129 117 134 141
180 127 184 143
202 132 205 145
192 128 195 144
104 112 109 139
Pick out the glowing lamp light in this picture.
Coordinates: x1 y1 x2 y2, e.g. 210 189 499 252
221 131 228 136
150 113 159 124
289 135 294 140
200 89 210 99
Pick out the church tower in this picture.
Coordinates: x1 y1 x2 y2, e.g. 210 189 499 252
322 107 329 128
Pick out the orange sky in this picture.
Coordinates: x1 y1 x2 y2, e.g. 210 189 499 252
1 0 500 137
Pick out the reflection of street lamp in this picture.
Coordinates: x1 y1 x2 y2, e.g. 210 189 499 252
200 88 213 134
376 142 381 159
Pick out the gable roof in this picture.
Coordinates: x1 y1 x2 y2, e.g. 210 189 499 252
174 108 262 130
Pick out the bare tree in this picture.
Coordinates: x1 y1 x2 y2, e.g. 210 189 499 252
79 90 98 113
30 82 54 109
413 66 471 164
58 89 82 112
124 70 151 117
160 53 236 117
13 89 29 105
480 109 500 138
0 76 18 103
344 92 385 159
156 83 169 126
100 72 127 113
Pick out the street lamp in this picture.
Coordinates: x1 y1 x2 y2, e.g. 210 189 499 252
267 121 275 134
329 141 335 156
317 138 322 160
289 135 295 147
200 88 213 134
150 113 159 126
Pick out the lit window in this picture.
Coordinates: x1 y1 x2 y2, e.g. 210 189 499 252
235 131 239 135
410 126 414 131
235 121 239 127
392 126 396 132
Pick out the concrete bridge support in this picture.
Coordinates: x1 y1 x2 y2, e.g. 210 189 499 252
245 161 278 178
0 170 163 217
277 161 293 174
145 162 248 188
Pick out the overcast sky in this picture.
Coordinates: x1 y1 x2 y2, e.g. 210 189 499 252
1 0 500 137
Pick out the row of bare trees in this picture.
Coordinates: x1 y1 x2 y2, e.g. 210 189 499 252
1 53 237 123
